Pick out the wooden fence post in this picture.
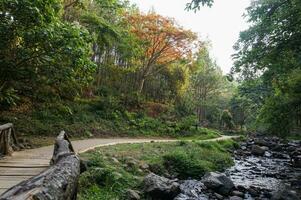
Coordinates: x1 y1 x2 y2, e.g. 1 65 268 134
0 123 19 156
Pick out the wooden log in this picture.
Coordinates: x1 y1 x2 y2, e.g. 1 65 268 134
0 131 81 200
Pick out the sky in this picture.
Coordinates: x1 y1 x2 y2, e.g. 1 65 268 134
129 0 251 74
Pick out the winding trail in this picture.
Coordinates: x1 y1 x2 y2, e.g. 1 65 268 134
0 135 236 195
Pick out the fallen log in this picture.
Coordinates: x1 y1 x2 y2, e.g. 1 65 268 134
0 123 20 156
0 131 80 200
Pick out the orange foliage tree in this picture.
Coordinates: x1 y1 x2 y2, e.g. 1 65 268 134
126 12 197 93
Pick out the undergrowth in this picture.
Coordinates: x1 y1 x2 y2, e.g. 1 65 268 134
0 98 220 140
78 139 237 199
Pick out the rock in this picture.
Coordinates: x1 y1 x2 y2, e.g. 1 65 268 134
143 173 180 199
229 196 243 200
126 189 141 200
271 145 284 152
236 185 246 193
287 146 296 153
292 155 301 168
290 148 301 168
264 151 272 157
288 141 300 148
247 140 254 146
202 172 234 195
271 188 300 200
140 163 149 170
232 190 244 197
273 152 290 159
247 186 260 197
174 180 208 200
251 145 266 156
290 175 301 187
112 157 119 164
174 193 208 200
263 191 273 198
254 138 269 147
214 193 224 200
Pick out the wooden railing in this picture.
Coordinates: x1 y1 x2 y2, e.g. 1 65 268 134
0 131 81 200
0 123 19 156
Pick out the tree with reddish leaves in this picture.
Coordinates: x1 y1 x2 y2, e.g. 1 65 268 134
126 12 197 93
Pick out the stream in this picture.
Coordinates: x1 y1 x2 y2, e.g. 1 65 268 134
226 136 301 199
143 136 301 200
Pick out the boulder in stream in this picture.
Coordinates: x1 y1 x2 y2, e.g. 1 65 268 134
291 155 301 168
271 187 300 200
251 145 266 156
202 172 234 195
143 173 180 199
229 196 243 200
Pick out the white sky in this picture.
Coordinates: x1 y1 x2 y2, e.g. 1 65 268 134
129 0 251 74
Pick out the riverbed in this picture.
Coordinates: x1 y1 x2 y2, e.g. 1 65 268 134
226 137 301 199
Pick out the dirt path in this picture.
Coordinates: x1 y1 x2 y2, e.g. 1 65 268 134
0 135 237 195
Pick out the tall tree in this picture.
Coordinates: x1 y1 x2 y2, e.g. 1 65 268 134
0 0 95 107
77 0 141 94
232 0 301 135
126 12 197 93
189 46 225 124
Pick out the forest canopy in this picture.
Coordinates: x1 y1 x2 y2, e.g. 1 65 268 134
232 0 301 135
0 0 300 137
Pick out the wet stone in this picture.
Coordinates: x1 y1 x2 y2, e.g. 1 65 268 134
213 193 223 200
202 172 234 195
232 190 244 197
229 196 243 200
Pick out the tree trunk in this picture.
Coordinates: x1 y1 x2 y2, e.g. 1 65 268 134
0 131 80 200
138 77 146 94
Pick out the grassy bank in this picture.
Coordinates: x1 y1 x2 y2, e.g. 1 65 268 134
78 139 238 199
0 99 221 143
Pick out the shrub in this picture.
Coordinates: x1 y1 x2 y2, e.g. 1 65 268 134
0 87 19 109
78 154 139 199
78 184 118 200
221 110 235 130
163 150 212 179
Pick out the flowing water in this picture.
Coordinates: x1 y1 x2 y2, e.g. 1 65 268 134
226 151 301 198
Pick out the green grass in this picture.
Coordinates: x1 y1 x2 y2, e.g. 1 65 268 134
176 127 221 140
78 139 237 199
